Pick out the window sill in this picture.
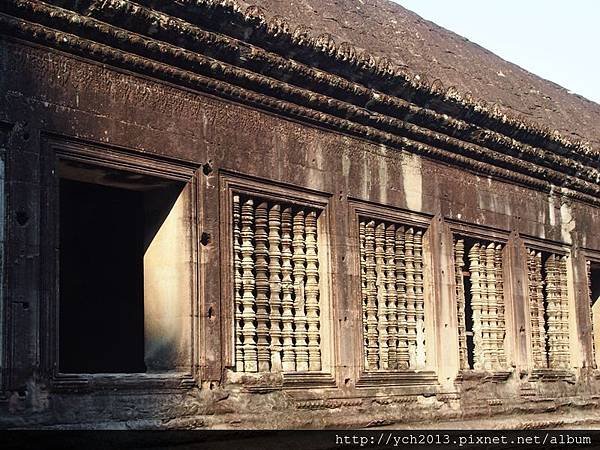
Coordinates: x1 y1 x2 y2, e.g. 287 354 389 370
528 368 575 382
225 370 336 391
455 370 512 383
51 372 196 392
356 370 438 388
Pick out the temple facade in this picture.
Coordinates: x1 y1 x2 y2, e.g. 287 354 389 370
1 0 600 428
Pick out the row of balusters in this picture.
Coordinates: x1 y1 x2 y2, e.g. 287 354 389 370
359 220 426 371
454 240 507 371
232 195 573 374
527 250 570 369
233 195 322 373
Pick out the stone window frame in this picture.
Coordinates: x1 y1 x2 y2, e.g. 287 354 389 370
349 200 438 388
0 123 7 393
521 237 575 380
40 137 199 391
447 221 512 382
219 171 336 390
583 249 600 373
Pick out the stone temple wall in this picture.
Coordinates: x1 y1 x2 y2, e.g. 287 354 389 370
1 1 600 429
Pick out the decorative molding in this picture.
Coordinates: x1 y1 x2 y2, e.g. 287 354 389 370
455 370 512 383
51 373 197 393
356 371 438 388
295 398 363 410
1 1 600 205
528 369 575 382
283 372 337 389
131 0 600 165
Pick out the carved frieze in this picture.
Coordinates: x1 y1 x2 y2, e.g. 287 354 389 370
1 1 599 206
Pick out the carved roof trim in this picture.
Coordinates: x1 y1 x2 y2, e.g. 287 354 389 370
138 0 599 161
1 0 599 205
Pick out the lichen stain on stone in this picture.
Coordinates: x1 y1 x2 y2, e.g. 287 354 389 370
361 153 371 200
547 189 557 228
401 152 423 213
341 148 351 180
560 201 576 245
377 145 389 205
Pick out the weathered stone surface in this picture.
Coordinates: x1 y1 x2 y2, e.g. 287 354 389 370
0 0 599 429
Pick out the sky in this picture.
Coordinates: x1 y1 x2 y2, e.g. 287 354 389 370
393 0 600 105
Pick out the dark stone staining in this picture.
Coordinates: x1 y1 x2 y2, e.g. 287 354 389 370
15 210 28 226
200 232 210 246
202 161 213 176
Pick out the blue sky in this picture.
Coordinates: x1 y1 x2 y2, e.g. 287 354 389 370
393 0 600 105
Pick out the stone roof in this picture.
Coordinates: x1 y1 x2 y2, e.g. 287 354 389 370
244 0 600 151
1 0 598 201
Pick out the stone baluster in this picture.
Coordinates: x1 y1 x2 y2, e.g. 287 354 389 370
535 252 547 367
386 224 398 370
365 221 379 370
528 251 538 366
254 202 270 372
395 226 409 369
486 243 498 370
405 228 416 368
292 210 309 371
233 195 245 372
375 223 388 369
454 239 468 370
529 251 546 368
305 210 321 371
469 243 483 370
557 256 570 369
281 207 296 372
479 244 492 369
241 198 257 372
360 221 368 367
495 244 506 367
528 250 542 367
414 230 426 369
546 255 560 368
268 203 283 371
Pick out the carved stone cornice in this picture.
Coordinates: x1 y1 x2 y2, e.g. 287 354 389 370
1 0 599 205
135 0 600 164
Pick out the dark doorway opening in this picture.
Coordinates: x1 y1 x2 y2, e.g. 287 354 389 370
59 179 146 373
590 263 600 309
58 160 186 374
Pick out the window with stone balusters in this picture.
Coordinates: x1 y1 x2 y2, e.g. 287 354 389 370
587 260 600 369
358 218 427 371
526 250 570 370
231 193 325 373
453 237 507 371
